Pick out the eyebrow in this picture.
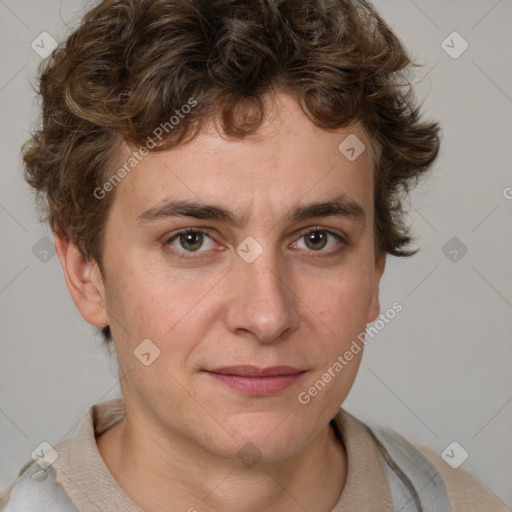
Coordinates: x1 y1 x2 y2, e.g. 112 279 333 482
136 194 365 227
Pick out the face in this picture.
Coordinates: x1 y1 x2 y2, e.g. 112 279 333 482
67 93 385 462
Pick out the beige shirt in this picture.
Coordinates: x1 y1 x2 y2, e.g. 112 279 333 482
1 397 508 511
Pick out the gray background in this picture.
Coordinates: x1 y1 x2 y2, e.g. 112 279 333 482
1 0 511 507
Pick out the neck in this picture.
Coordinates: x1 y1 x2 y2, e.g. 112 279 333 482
97 410 347 512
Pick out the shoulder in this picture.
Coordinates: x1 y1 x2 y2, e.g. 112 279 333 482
0 460 77 512
410 441 510 512
1 460 31 510
369 423 509 512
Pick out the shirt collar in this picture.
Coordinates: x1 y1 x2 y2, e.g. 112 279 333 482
330 409 394 511
52 398 393 511
52 397 142 511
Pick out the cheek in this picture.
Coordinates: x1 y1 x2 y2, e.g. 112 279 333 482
104 257 224 356
312 266 375 337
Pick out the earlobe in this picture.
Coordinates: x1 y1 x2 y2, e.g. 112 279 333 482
366 252 386 324
54 233 109 328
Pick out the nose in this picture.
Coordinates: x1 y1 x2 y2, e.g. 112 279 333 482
224 247 300 344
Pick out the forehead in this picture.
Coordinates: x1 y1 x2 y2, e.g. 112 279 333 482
109 94 375 221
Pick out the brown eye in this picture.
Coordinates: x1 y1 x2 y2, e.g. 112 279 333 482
303 230 328 250
294 228 345 253
178 231 204 251
166 229 216 255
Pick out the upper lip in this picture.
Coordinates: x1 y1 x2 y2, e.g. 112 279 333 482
207 365 305 377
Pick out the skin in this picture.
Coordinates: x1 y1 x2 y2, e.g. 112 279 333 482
55 93 386 512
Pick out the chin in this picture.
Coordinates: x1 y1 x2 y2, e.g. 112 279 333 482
209 410 313 463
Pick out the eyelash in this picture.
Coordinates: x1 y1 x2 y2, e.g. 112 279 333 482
163 226 348 260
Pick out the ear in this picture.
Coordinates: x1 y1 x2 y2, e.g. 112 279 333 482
366 252 386 324
54 233 109 329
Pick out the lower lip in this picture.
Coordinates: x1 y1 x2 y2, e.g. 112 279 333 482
206 372 305 395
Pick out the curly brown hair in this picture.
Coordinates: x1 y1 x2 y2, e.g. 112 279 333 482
23 0 440 343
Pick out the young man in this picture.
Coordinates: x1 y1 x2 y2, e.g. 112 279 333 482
1 0 508 510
